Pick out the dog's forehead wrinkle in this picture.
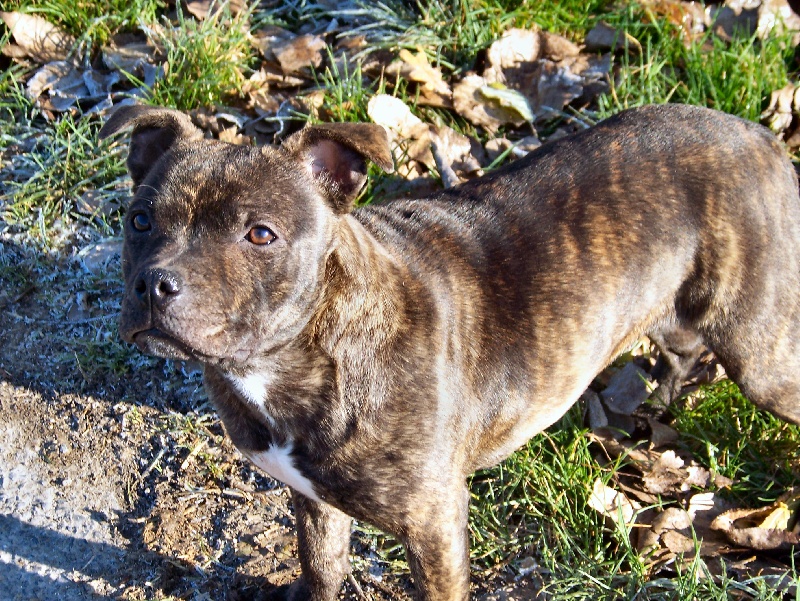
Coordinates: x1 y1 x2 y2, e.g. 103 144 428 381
158 155 323 240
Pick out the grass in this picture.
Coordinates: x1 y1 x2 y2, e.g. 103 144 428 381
3 0 164 50
672 380 800 504
469 405 611 569
597 6 796 121
311 49 378 124
2 112 128 245
467 394 800 599
138 2 257 110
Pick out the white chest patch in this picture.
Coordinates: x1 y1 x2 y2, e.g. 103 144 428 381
225 372 276 426
248 443 321 503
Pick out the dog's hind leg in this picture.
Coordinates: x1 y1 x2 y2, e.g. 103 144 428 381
701 294 800 426
288 492 353 601
710 333 800 426
647 325 706 408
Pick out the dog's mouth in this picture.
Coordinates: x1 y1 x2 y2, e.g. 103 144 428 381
127 327 255 367
130 328 201 361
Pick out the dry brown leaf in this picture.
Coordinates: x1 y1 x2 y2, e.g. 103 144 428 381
534 60 584 119
601 362 654 416
587 431 660 466
642 450 710 495
249 61 308 88
430 125 480 173
762 83 799 139
1 11 74 62
76 238 123 274
647 418 679 448
77 190 123 221
584 389 608 431
757 0 800 41
252 24 295 60
588 479 640 526
640 0 706 41
472 26 612 126
272 34 327 75
26 61 119 113
387 49 452 101
453 74 526 133
711 509 800 550
638 507 695 556
539 32 580 62
661 529 696 554
711 489 800 551
483 28 541 84
102 41 156 75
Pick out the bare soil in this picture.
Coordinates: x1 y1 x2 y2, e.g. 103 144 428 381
0 242 418 601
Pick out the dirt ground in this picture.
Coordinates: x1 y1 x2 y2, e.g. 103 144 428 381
0 237 427 601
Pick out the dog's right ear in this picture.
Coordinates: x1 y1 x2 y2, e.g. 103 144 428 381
282 122 394 213
99 104 203 190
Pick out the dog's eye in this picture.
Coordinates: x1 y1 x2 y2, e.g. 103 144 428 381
246 226 277 246
131 212 150 232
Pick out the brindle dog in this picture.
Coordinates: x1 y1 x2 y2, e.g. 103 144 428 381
100 103 800 600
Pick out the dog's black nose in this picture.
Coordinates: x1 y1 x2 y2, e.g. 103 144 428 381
134 268 182 309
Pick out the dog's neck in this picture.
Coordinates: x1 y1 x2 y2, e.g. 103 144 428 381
217 214 413 440
312 214 409 356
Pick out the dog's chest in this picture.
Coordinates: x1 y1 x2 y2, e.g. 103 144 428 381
247 444 321 502
225 372 322 502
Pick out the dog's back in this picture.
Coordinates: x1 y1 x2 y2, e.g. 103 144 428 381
355 104 800 464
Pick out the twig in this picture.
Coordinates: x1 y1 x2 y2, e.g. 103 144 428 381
347 573 369 600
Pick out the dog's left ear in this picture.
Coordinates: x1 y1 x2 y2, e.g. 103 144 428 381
99 104 204 191
282 122 394 213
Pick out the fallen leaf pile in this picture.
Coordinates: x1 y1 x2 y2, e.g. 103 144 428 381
582 340 799 591
3 0 797 191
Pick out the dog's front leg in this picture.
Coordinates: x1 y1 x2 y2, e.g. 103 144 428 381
403 486 471 601
287 491 353 601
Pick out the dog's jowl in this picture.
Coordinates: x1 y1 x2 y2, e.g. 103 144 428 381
100 103 800 600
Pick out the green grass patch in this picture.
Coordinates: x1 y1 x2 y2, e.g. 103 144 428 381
598 7 795 121
520 0 617 39
469 405 611 569
3 0 164 50
139 3 257 110
672 380 800 504
2 113 128 245
465 383 800 598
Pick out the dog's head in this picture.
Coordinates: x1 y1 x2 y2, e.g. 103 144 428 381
100 105 393 367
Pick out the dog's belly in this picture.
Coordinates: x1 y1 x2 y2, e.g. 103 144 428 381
471 382 590 470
